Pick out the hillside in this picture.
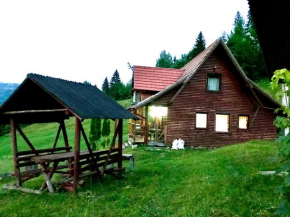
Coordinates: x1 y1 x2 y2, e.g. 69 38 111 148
0 82 19 105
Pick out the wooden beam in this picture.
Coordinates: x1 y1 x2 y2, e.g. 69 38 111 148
144 106 148 145
118 119 123 173
73 118 81 194
60 120 69 148
4 109 68 115
52 124 62 149
16 124 36 152
10 118 21 187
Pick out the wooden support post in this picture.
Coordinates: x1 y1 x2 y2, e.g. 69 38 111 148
73 118 81 194
145 106 149 145
10 118 21 187
118 119 123 172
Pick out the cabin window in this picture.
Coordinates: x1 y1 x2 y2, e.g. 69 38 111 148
133 91 140 103
207 73 221 92
215 114 230 132
238 115 249 129
196 113 207 129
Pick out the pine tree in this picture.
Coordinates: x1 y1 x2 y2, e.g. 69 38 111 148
101 119 111 147
171 54 188 69
156 50 173 68
226 11 267 79
110 70 121 87
89 119 97 150
102 77 109 94
186 31 206 62
89 118 102 150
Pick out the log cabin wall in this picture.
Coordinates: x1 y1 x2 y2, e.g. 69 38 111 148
165 46 277 147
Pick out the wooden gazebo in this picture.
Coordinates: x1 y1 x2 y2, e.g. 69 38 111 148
0 73 137 193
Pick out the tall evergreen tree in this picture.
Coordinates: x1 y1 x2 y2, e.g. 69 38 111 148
89 119 97 150
186 31 206 62
102 77 109 94
101 119 111 147
110 70 121 87
156 50 173 68
171 54 188 69
89 118 102 150
226 11 267 79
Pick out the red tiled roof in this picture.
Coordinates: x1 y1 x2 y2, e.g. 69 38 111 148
133 66 183 91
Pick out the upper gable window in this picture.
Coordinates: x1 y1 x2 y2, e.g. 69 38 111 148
207 73 221 92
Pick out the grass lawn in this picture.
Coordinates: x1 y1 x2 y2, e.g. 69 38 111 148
0 137 283 216
0 97 284 216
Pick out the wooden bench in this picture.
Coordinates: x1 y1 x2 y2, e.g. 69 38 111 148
15 146 72 182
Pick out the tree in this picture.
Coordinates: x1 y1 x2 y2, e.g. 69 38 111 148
171 54 188 69
101 119 111 148
186 31 206 62
226 11 267 80
110 70 121 87
89 118 102 150
102 77 109 94
156 50 173 68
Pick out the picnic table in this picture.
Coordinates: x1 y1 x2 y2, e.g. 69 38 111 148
31 149 120 193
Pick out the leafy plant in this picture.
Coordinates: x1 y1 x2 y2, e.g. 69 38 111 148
271 68 290 216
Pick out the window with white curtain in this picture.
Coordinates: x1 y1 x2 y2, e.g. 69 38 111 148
239 115 249 129
215 114 230 132
207 74 221 91
196 113 207 129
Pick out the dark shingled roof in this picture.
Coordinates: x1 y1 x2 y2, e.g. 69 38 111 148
0 74 137 124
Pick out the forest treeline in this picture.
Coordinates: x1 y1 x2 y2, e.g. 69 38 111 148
155 11 267 81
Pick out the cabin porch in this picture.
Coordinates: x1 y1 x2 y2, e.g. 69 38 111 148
129 106 168 145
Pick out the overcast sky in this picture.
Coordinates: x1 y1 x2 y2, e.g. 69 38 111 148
0 0 249 88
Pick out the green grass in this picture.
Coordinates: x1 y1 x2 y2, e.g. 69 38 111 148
0 139 283 216
0 98 284 216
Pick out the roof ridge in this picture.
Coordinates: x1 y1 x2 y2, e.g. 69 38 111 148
27 73 96 87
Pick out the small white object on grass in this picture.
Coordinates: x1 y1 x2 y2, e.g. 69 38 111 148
132 144 138 149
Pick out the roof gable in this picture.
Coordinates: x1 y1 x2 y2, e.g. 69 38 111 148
130 38 280 110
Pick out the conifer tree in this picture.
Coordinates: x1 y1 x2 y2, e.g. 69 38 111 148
156 50 173 68
226 11 267 79
89 118 102 150
186 31 206 62
102 77 109 94
89 119 97 150
110 70 121 87
101 119 111 147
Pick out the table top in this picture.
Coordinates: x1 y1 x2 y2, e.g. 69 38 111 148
31 149 118 163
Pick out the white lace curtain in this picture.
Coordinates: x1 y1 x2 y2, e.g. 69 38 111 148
208 77 220 91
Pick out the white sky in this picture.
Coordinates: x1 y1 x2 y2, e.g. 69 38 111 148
0 0 249 88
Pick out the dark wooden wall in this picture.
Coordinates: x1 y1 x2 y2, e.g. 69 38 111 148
165 46 277 147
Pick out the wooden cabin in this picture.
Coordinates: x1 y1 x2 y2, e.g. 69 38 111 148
129 38 281 147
